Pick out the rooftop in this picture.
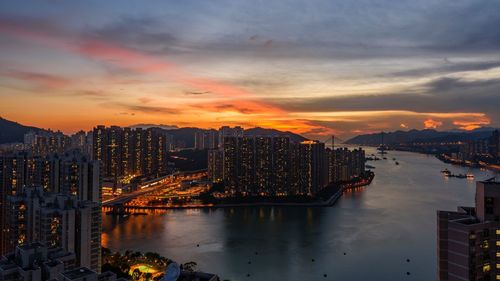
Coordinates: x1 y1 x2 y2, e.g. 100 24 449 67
61 267 96 280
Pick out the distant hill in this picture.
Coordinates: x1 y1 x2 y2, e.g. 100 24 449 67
162 126 307 148
164 127 208 147
0 117 308 147
0 117 46 144
129 123 179 130
346 128 498 145
244 127 307 143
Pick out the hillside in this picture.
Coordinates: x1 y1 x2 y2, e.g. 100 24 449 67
0 117 45 144
244 127 307 143
346 128 498 145
162 126 307 148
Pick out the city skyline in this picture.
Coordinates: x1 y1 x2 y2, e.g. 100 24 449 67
1 1 500 139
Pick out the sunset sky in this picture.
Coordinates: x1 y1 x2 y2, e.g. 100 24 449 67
1 0 499 139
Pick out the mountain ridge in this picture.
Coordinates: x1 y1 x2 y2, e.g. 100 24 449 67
345 128 499 145
0 117 48 144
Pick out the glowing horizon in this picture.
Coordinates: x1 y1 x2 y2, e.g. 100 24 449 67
1 1 499 139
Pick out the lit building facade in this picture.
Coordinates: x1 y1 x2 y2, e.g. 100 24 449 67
218 136 329 196
437 181 500 281
91 126 171 182
0 151 100 256
298 140 326 195
6 187 101 272
207 150 223 183
329 147 366 183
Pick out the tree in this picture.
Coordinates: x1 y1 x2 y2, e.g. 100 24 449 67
182 261 197 272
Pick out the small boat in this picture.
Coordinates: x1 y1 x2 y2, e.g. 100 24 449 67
366 164 376 169
466 174 474 179
395 161 399 165
440 169 451 175
383 157 387 160
392 158 396 161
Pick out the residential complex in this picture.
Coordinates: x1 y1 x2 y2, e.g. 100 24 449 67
0 150 100 256
207 127 366 196
7 187 101 272
92 126 172 182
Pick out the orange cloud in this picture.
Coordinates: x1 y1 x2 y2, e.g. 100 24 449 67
0 19 282 113
423 119 443 129
453 117 490 131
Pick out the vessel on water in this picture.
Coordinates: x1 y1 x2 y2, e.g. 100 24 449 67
440 169 451 175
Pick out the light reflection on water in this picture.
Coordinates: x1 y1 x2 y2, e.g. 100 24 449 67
102 148 497 281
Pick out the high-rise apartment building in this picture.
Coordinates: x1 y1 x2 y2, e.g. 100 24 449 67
6 187 101 272
210 134 366 196
437 180 500 281
24 131 71 157
0 151 100 256
329 147 366 183
218 126 243 149
238 137 255 195
91 126 170 182
194 131 218 150
218 136 328 196
222 136 239 191
207 150 223 183
272 137 290 195
298 140 326 195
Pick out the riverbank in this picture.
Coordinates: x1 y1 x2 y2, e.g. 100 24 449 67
436 153 500 172
112 172 375 210
361 144 500 173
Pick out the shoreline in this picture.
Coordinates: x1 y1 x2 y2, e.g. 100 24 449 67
106 173 374 211
359 145 500 173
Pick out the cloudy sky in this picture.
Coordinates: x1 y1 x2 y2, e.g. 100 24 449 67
1 0 499 139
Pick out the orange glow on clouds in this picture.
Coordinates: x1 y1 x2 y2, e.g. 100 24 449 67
0 19 495 138
423 119 443 129
453 117 491 131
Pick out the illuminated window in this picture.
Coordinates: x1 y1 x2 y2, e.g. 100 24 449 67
484 264 491 273
497 230 500 235
497 252 500 258
483 240 490 249
497 275 500 280
497 241 500 246
497 264 500 269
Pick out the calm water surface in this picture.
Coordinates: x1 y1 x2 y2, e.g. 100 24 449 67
102 148 499 281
